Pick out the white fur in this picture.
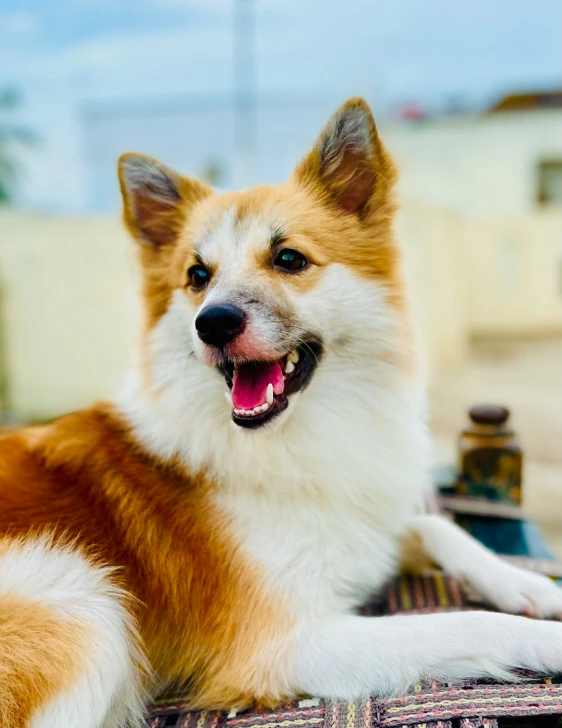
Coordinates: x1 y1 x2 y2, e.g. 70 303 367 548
0 537 145 728
288 517 562 699
119 207 562 701
291 611 562 699
410 514 562 618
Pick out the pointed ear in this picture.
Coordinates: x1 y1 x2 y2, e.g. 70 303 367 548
118 153 212 248
293 98 396 217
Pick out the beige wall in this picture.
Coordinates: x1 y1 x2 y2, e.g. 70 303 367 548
0 204 561 420
0 212 141 420
460 211 562 336
397 202 469 375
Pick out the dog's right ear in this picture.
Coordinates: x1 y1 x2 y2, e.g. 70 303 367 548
118 154 212 249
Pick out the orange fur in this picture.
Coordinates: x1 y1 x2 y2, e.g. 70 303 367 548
0 594 88 727
0 406 291 710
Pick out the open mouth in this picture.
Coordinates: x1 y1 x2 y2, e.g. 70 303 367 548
219 341 323 429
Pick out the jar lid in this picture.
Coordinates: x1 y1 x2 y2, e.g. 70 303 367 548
469 404 510 426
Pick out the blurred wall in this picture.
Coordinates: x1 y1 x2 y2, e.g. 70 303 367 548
397 201 469 373
461 211 562 335
0 212 140 420
0 203 561 421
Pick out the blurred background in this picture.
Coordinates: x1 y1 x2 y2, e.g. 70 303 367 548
0 1 561 550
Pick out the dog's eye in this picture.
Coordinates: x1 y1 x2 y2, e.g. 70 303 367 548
188 264 211 291
274 249 308 273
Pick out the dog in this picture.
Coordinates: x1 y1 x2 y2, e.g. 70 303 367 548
1 97 562 728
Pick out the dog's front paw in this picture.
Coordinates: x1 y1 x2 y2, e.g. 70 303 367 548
478 564 562 619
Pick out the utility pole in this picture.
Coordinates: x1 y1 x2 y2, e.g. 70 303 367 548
233 0 257 189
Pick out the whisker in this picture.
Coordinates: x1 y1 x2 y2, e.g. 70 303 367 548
300 341 320 367
281 325 322 367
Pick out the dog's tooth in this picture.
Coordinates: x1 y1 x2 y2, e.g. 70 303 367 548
284 360 295 375
224 392 233 406
266 383 274 406
288 349 299 364
234 408 241 416
259 403 269 413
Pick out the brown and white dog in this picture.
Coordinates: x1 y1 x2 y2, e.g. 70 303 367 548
1 98 562 728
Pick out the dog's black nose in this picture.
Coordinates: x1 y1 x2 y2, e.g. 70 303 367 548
195 304 247 347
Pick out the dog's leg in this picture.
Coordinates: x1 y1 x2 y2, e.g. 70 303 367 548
291 609 562 699
0 538 145 728
404 514 562 617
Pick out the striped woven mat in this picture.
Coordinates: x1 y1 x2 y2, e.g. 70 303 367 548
145 558 562 728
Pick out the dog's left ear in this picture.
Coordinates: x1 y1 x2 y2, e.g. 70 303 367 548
294 97 395 217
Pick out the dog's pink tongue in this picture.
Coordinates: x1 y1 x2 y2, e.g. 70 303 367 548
232 361 284 409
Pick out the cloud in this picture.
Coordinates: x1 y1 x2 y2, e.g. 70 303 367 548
0 10 41 37
5 0 561 109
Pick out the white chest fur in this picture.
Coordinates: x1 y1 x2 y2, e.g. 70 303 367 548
215 490 407 617
211 382 431 619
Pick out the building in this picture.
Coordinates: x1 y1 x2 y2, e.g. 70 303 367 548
383 97 562 346
383 99 562 218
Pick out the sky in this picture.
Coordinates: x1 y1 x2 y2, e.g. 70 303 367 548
0 0 561 211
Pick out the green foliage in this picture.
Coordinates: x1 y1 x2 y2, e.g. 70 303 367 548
0 88 39 206
200 160 225 187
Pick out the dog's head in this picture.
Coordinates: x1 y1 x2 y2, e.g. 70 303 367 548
119 98 411 433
